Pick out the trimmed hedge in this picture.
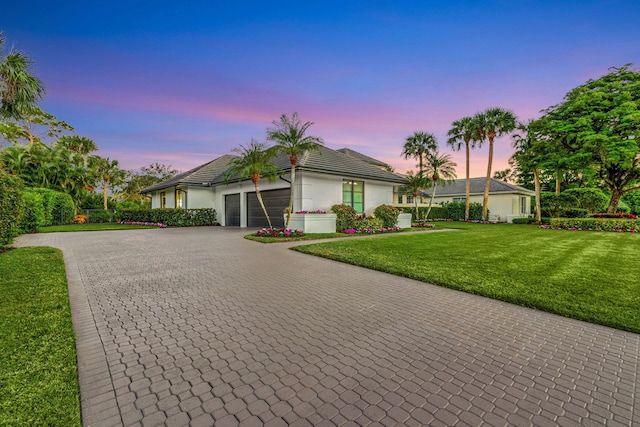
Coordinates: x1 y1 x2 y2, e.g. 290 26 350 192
0 171 24 245
373 204 400 228
550 217 640 231
440 201 484 221
117 208 217 227
19 190 45 233
86 210 114 223
29 188 74 226
331 204 357 231
512 217 536 224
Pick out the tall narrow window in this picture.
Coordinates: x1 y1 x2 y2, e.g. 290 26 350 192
520 196 528 214
160 192 166 208
343 180 364 213
176 190 184 208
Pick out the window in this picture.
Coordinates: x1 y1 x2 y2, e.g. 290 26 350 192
160 192 166 208
520 196 528 214
453 197 465 203
176 190 184 208
343 180 364 213
406 194 414 204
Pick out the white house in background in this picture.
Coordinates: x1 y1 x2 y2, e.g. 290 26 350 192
141 145 408 228
397 177 535 223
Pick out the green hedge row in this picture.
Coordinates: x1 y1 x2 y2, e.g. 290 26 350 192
117 208 218 227
399 202 484 221
0 171 24 245
550 218 640 231
19 188 75 231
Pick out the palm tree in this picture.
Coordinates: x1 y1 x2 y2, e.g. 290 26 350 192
402 131 437 175
266 112 324 229
224 140 282 229
88 156 127 210
0 33 44 120
446 116 480 220
400 170 428 220
474 107 517 220
423 151 457 219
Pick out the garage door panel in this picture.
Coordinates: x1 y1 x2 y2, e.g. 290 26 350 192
225 194 240 226
247 188 290 228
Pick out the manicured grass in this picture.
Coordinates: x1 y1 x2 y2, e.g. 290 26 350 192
39 223 159 232
0 247 81 427
293 223 640 333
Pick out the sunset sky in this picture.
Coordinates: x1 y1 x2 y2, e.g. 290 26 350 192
3 1 639 177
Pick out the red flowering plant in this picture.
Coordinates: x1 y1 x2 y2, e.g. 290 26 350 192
590 212 637 219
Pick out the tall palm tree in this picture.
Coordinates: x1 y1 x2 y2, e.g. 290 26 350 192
423 151 457 219
399 170 428 220
266 112 324 229
88 156 127 210
446 116 480 220
474 107 517 220
0 33 44 120
224 140 282 229
402 131 437 175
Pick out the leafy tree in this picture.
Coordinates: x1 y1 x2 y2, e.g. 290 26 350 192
402 131 437 175
88 156 127 210
447 116 480 220
540 65 640 213
400 170 428 220
0 32 44 120
266 112 324 228
511 120 547 222
55 135 97 155
423 151 457 219
224 140 282 229
121 163 178 205
1 106 74 146
474 107 518 220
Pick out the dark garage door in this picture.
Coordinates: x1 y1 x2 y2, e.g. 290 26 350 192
247 188 290 228
225 194 240 226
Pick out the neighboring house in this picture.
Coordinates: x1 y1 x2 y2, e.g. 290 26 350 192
141 145 407 228
397 177 535 222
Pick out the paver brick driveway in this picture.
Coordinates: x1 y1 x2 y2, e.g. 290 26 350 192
15 227 640 426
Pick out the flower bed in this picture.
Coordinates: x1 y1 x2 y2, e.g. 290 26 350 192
547 217 640 232
540 224 638 233
294 210 327 214
118 221 167 228
341 226 402 235
256 228 304 237
411 222 436 228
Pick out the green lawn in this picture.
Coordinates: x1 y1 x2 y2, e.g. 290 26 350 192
293 223 640 333
0 247 81 427
39 223 160 233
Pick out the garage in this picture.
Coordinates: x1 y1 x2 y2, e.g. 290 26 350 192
224 194 240 226
246 188 290 228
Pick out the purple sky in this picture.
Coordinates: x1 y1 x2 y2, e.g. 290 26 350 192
3 1 639 177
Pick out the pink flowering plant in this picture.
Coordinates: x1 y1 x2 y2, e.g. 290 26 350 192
255 227 305 237
541 217 640 233
411 221 436 228
294 210 327 214
341 226 402 235
118 221 167 228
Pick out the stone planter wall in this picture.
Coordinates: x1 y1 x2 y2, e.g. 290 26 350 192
286 213 337 233
396 213 412 229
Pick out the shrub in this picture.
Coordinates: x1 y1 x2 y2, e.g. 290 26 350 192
51 191 75 225
18 190 45 233
426 206 449 219
540 192 573 217
512 217 535 224
440 201 484 221
331 204 357 231
590 212 637 219
87 210 113 223
622 191 640 215
616 202 631 214
117 208 217 226
0 171 24 245
563 188 608 213
550 217 640 232
373 204 400 228
28 188 56 226
564 208 590 218
354 216 383 231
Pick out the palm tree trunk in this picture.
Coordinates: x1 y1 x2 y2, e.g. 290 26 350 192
425 182 437 219
285 163 296 229
413 194 418 221
534 168 542 223
465 141 470 221
255 185 273 229
555 170 561 195
483 138 494 221
103 178 109 210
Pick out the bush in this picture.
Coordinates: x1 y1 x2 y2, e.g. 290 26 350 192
550 217 640 231
0 171 24 245
373 204 400 228
353 216 383 231
622 191 640 215
440 201 484 221
51 191 75 225
331 204 357 231
18 190 45 233
616 202 631 214
512 217 535 224
87 210 113 223
562 188 608 213
28 188 56 226
590 212 637 219
117 208 217 226
564 208 590 218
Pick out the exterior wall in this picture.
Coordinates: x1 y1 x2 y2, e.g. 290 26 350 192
185 187 215 209
364 180 395 214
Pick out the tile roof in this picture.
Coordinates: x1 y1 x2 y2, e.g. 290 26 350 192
335 148 391 169
419 177 535 197
140 154 236 193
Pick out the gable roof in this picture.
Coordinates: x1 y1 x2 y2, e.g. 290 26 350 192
335 148 391 169
419 177 535 197
140 154 236 193
142 146 407 193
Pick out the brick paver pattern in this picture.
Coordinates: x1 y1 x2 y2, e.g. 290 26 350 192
15 227 639 427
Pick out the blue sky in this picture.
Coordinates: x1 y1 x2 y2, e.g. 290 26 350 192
3 1 639 176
